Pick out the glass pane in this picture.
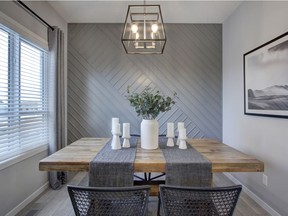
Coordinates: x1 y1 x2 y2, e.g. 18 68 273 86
19 40 47 150
20 41 42 112
0 29 9 150
0 29 9 113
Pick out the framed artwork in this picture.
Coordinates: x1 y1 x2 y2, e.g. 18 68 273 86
244 31 288 118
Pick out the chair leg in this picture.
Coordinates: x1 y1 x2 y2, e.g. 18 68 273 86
157 194 161 216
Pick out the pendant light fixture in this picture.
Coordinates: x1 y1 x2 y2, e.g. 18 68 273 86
121 1 167 54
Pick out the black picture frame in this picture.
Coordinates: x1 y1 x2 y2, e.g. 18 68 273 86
244 31 288 118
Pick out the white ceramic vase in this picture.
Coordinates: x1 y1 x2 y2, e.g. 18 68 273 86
141 119 159 149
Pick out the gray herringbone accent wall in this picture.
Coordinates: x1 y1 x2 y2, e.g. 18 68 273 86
67 23 222 144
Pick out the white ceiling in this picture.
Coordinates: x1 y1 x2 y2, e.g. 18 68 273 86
47 1 243 23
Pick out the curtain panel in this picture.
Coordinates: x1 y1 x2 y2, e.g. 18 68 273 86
48 27 67 189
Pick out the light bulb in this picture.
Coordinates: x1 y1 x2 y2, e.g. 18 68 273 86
151 24 158 33
131 24 138 33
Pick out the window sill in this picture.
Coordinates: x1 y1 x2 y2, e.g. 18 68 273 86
0 145 48 171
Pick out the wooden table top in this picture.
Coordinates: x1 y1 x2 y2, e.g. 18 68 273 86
39 137 264 173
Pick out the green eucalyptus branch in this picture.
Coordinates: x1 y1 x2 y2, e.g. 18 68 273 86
126 86 177 120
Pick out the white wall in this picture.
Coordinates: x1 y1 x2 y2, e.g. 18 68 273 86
0 1 67 215
223 2 288 215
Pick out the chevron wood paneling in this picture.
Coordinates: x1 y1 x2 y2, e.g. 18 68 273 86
67 23 222 144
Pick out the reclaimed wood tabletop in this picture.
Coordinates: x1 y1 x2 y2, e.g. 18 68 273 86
39 137 264 173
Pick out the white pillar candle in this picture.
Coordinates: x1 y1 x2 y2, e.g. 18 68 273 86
178 128 186 139
167 122 174 137
177 122 185 131
115 123 121 134
123 123 130 137
111 118 119 133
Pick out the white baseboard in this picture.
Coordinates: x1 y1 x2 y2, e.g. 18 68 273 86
5 181 49 216
224 173 281 216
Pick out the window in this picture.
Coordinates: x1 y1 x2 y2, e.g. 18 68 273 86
0 24 48 163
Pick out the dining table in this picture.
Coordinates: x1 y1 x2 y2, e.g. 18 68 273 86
39 137 264 173
39 137 264 195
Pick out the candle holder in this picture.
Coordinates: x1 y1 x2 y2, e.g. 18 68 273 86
166 122 175 147
178 128 187 149
111 118 120 147
122 123 130 148
178 137 187 149
122 136 131 148
166 136 175 147
176 136 180 146
111 132 121 150
176 122 185 146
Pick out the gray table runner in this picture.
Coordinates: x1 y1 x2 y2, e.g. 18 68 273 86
159 138 212 187
89 137 138 187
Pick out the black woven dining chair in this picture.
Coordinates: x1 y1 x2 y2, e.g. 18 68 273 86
67 185 150 216
159 184 242 216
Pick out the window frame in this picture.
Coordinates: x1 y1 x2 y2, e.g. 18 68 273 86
0 23 48 168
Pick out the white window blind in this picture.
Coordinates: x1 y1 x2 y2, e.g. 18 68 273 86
0 24 48 163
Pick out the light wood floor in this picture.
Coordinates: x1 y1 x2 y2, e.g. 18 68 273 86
17 172 270 216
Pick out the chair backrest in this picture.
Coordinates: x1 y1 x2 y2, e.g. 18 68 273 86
67 185 150 216
159 184 242 216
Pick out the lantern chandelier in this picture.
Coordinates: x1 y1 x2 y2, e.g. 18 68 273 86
121 1 167 54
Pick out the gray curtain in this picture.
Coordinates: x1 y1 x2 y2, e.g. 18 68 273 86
48 26 67 189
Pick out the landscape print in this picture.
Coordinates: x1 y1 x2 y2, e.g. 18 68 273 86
244 32 288 117
247 85 288 110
